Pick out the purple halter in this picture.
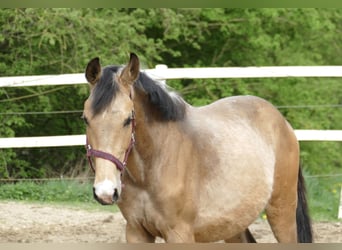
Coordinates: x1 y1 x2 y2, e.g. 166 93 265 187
85 111 136 173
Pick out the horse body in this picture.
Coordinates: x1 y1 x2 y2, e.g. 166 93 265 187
117 94 296 242
83 53 312 243
190 97 278 241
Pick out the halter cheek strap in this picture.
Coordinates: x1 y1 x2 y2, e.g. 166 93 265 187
85 110 136 173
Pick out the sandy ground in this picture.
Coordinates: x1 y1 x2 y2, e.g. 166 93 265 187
0 201 340 243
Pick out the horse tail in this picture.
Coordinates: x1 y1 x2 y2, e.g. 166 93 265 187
296 166 313 243
244 228 257 243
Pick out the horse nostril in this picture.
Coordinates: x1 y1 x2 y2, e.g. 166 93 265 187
113 188 119 202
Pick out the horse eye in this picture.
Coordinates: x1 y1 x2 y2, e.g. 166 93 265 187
123 117 131 127
81 115 89 125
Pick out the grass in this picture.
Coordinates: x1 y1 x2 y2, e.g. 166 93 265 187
0 180 94 202
305 175 341 221
0 178 341 221
0 180 119 213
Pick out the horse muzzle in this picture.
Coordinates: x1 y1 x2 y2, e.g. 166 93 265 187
93 187 119 205
93 179 121 205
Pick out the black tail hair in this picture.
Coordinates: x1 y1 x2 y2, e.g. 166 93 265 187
244 228 257 243
296 167 313 243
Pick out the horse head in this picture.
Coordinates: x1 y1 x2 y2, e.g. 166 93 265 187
83 53 139 205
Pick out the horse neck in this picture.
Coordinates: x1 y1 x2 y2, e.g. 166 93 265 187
125 96 183 185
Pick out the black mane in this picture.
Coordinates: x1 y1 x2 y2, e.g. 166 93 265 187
91 66 120 115
91 66 186 121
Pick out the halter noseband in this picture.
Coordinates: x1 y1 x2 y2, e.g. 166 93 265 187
85 110 136 173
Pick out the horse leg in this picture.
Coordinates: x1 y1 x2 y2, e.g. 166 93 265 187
125 222 156 242
266 192 297 242
265 161 299 242
267 167 313 243
225 228 257 243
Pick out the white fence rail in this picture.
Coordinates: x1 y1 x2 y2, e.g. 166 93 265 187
0 135 86 148
1 65 342 88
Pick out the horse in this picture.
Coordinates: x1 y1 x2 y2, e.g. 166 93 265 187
82 53 313 243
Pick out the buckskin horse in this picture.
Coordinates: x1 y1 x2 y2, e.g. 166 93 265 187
82 53 312 243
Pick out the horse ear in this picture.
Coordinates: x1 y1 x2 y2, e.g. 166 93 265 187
120 53 140 85
85 57 101 87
